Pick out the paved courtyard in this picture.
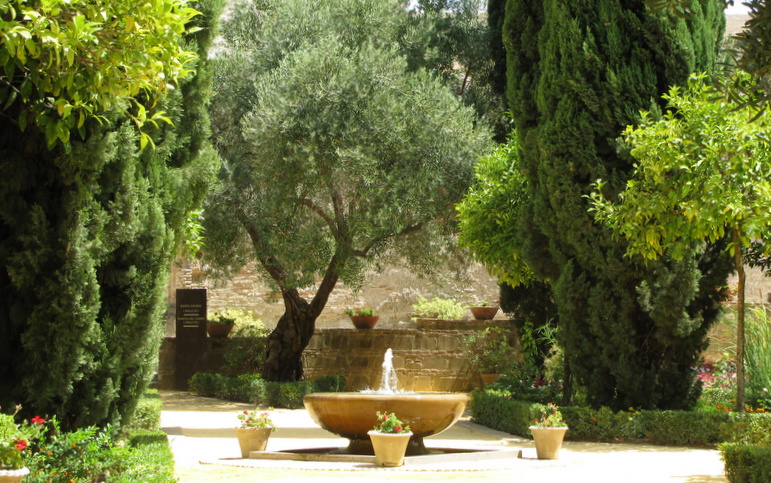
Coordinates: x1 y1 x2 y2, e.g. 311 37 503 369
160 391 728 483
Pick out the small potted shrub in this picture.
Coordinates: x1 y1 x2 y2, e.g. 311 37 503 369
528 402 568 459
411 297 466 320
0 408 46 482
368 411 412 467
207 311 236 338
344 308 379 329
468 299 499 320
234 408 277 458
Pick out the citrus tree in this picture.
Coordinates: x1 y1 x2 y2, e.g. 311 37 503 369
590 74 771 411
0 0 200 149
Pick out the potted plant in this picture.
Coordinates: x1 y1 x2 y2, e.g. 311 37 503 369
234 407 276 458
528 402 568 460
368 411 412 467
207 311 236 338
0 408 46 483
463 326 518 385
411 297 466 320
344 308 379 329
468 299 499 320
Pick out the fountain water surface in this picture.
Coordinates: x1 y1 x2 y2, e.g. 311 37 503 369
303 348 469 455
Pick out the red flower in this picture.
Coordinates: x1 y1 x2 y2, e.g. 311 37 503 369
31 415 45 425
382 414 387 421
243 411 249 415
394 426 402 432
13 440 27 451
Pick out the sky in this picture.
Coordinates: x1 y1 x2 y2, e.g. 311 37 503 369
725 2 750 14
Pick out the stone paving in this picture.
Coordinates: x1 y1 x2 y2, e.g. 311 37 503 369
160 391 728 483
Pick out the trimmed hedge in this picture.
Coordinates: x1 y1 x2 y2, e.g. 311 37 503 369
721 443 771 483
472 389 771 481
471 389 769 447
188 373 346 408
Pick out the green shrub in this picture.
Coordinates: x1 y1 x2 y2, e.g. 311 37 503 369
114 430 176 483
188 372 229 397
721 443 771 483
22 387 175 483
312 375 347 392
470 390 536 436
642 410 732 446
412 297 466 319
222 312 270 373
189 373 345 407
471 389 770 447
122 389 162 433
26 420 123 482
492 361 562 404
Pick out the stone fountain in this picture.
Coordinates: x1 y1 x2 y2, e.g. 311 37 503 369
303 349 469 455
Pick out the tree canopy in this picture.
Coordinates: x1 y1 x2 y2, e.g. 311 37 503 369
494 0 728 410
205 0 491 381
0 0 200 149
0 0 220 428
591 73 771 410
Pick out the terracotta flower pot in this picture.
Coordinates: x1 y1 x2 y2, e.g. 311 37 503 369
350 315 379 329
207 323 234 338
469 306 499 320
529 426 568 459
368 430 412 467
234 427 273 458
0 467 30 483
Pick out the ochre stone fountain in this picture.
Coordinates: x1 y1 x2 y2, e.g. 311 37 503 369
303 349 469 455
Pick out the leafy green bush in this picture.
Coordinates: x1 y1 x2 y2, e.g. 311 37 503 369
746 307 771 409
471 389 771 447
188 372 230 397
470 389 536 436
412 297 466 319
641 410 732 446
122 389 162 433
222 311 270 373
492 361 562 404
26 420 124 482
189 373 346 407
721 443 771 483
312 375 346 393
114 430 175 483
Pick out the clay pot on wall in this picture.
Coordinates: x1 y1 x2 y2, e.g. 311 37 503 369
206 322 234 338
469 306 499 320
350 315 379 329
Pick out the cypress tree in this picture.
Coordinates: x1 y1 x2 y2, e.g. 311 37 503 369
503 0 729 410
0 0 221 428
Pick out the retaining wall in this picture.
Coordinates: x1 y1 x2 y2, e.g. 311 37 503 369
158 320 519 392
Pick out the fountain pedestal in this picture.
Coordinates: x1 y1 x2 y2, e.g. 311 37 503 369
303 392 469 455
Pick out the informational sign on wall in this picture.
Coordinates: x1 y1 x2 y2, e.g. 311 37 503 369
175 288 207 390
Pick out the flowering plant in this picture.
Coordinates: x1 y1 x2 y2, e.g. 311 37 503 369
237 408 276 431
372 411 411 434
531 402 566 428
0 406 46 469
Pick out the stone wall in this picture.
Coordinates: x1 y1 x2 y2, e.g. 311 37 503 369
157 321 519 392
164 258 501 336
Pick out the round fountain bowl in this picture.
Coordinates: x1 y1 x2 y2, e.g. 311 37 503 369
303 392 469 455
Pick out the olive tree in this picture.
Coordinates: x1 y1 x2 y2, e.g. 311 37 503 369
205 0 491 381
